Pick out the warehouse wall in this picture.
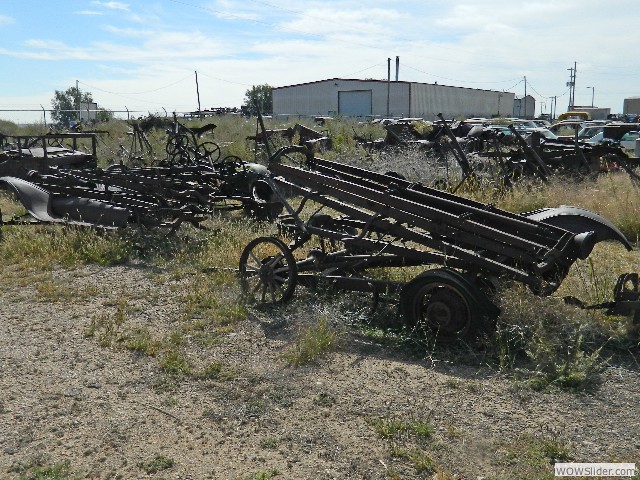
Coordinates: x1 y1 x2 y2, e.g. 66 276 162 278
623 97 640 115
273 79 410 117
411 84 514 120
273 78 514 120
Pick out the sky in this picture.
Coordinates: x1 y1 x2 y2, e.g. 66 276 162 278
0 0 638 123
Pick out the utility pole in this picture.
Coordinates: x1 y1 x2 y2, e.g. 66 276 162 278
566 62 576 111
195 70 201 114
76 79 80 123
586 86 594 107
386 57 391 118
523 75 527 118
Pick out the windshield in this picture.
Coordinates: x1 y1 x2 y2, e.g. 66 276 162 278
578 127 603 139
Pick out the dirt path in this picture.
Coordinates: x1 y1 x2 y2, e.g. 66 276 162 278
1 264 639 479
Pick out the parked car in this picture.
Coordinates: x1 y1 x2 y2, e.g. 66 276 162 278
532 119 551 128
619 131 639 152
534 127 559 140
557 111 590 121
512 120 539 130
549 120 585 138
584 131 604 145
577 126 604 141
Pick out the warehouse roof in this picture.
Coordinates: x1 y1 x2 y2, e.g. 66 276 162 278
272 78 510 95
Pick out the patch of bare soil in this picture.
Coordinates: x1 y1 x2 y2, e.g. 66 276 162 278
1 264 639 479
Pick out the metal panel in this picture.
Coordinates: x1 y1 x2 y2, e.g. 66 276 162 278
410 83 515 120
338 90 372 116
623 97 640 115
273 78 514 120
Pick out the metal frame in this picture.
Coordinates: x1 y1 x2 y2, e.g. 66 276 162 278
238 142 637 338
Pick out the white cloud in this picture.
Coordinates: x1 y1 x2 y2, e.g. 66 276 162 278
75 11 104 16
0 14 15 25
13 29 231 65
91 1 130 12
207 0 261 21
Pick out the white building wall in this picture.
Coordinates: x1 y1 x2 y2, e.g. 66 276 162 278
411 84 514 120
623 97 640 115
273 81 338 116
273 79 410 117
273 79 514 120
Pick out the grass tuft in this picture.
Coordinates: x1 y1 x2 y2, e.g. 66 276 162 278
371 418 435 441
159 349 192 375
283 317 340 366
138 453 174 474
18 461 79 480
390 446 436 475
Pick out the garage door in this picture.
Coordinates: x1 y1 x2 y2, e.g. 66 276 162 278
338 90 372 117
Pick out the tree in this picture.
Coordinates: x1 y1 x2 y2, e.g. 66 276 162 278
96 107 114 123
51 86 94 127
242 84 273 116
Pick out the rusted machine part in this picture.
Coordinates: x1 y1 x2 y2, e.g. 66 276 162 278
0 176 129 228
522 205 632 251
507 125 552 180
266 146 629 289
241 146 637 338
0 132 98 178
609 273 640 322
564 272 640 323
436 113 473 177
0 157 282 229
248 122 331 153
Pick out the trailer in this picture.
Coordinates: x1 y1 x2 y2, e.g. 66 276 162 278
238 145 637 339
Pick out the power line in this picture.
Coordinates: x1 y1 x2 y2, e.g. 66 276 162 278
401 63 522 86
78 74 195 95
194 71 253 87
340 63 385 78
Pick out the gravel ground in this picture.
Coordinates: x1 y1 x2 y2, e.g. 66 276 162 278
1 263 639 479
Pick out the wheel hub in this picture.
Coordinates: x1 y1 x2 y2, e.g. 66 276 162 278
422 289 468 334
259 263 274 282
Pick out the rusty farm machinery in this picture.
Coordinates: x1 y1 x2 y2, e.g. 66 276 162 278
0 159 281 230
238 145 639 339
0 116 283 229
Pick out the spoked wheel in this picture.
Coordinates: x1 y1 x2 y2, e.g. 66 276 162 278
217 156 245 173
197 141 221 164
400 268 498 341
166 134 189 157
239 237 297 305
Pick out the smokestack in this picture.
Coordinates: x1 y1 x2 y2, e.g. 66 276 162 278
395 56 399 81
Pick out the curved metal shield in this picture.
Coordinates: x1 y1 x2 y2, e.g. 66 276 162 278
522 205 632 251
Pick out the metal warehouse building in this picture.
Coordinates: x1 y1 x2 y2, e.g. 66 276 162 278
272 78 515 120
623 97 640 115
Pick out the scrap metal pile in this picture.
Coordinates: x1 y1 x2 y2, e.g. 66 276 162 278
0 118 282 229
238 143 639 339
356 115 640 188
1 161 281 229
1 113 638 336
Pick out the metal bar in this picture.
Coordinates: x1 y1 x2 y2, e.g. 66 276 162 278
272 170 546 284
310 156 562 242
272 162 566 259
